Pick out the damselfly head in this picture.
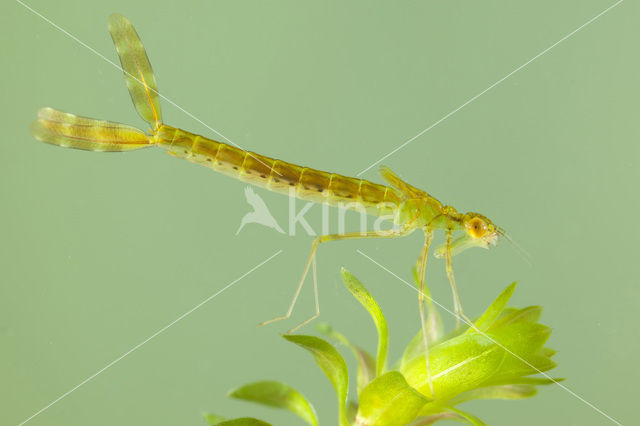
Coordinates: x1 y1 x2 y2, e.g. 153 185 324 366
463 213 499 248
433 213 499 258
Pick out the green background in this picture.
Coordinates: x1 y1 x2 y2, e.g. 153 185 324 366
1 0 638 424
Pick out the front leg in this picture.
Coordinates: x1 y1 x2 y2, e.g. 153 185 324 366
416 228 435 396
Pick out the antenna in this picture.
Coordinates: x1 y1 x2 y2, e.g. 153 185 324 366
498 228 533 266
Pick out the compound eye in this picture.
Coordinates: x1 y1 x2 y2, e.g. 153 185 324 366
468 217 487 239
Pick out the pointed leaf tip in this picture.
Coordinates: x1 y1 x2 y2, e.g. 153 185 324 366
340 270 388 376
283 334 349 426
316 323 375 395
228 381 317 426
204 413 227 425
213 419 272 426
467 282 518 333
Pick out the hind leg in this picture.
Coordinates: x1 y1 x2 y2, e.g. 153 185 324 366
259 227 413 332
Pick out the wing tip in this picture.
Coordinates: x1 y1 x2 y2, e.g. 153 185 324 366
29 119 47 142
107 13 128 30
36 106 59 120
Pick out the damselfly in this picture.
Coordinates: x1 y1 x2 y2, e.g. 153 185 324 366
30 14 505 393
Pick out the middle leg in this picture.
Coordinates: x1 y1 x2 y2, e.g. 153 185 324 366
444 228 476 329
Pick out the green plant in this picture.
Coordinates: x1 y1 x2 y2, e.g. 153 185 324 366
205 269 560 425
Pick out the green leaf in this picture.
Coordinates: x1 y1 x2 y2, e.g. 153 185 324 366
482 320 554 386
416 405 487 425
481 304 557 386
400 329 424 369
212 418 272 426
486 354 557 386
401 333 505 399
355 371 428 426
228 381 318 426
490 322 552 358
399 324 458 369
204 413 227 425
317 323 375 394
511 354 557 376
283 334 349 426
448 384 538 404
536 347 557 358
466 282 517 333
495 307 519 318
490 306 542 330
400 323 458 369
444 407 487 426
341 268 388 376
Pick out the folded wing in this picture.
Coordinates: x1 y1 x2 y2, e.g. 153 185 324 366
30 107 152 152
108 13 162 129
